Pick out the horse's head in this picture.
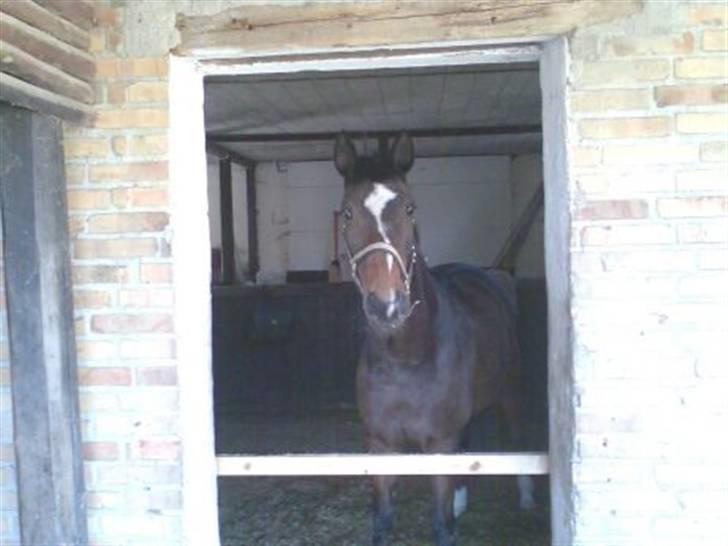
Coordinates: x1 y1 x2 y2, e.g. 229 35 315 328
335 132 420 331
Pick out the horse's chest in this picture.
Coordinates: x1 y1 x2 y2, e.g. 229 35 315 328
359 363 470 449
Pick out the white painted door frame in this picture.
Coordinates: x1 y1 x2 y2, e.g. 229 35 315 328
170 37 573 546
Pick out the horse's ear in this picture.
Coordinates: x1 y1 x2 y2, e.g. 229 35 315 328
391 132 414 175
334 133 357 178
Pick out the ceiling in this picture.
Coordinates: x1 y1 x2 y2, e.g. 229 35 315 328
204 62 542 163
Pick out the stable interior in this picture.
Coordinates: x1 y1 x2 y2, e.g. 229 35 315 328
204 61 550 546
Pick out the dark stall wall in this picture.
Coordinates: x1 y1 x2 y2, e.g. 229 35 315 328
212 283 364 413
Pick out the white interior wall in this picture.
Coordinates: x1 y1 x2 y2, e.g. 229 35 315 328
251 156 513 283
511 154 546 278
206 156 249 281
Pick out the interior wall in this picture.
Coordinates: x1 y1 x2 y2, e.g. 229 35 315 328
511 153 546 278
206 156 249 281
250 156 512 283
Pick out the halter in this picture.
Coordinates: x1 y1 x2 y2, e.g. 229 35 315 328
341 219 421 322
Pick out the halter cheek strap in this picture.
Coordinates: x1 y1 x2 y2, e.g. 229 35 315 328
342 221 421 322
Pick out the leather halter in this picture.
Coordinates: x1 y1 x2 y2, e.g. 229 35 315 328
342 219 421 322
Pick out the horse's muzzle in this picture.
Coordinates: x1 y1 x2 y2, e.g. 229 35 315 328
364 291 411 330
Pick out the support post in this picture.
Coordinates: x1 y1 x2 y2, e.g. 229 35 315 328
218 156 235 284
245 165 259 282
0 105 88 546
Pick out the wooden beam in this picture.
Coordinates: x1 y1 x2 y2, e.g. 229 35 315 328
33 0 94 31
0 40 94 103
0 71 92 123
219 156 236 284
217 452 550 476
0 104 88 546
208 124 542 144
176 0 642 58
0 0 89 50
245 165 259 282
0 11 95 83
494 185 544 270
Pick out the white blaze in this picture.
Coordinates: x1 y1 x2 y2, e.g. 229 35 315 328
364 183 397 245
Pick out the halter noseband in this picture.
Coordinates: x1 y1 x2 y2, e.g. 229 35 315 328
341 220 421 322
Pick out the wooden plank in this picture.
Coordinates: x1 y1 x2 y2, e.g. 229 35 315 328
217 453 550 476
0 11 95 82
0 104 88 546
246 165 259 281
0 0 89 50
33 0 94 31
0 40 94 103
0 71 92 123
219 156 236 284
176 0 642 58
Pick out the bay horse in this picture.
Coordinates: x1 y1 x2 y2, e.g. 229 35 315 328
334 133 535 546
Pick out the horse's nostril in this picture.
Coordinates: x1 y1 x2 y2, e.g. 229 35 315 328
366 292 406 323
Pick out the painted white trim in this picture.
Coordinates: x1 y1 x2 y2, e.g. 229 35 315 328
202 44 542 76
170 56 221 546
171 39 564 546
217 453 549 477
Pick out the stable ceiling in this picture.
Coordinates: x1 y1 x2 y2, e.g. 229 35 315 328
204 62 542 162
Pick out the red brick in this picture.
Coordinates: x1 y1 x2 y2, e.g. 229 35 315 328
91 313 173 334
74 238 158 259
112 188 168 209
655 84 728 107
129 440 181 461
87 212 169 233
78 367 132 386
135 366 178 386
576 200 649 221
83 442 119 461
88 161 168 183
72 265 129 284
94 109 168 129
95 58 168 79
67 190 112 210
140 263 172 283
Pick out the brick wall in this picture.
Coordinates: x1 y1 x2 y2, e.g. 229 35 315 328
66 5 182 545
567 2 727 545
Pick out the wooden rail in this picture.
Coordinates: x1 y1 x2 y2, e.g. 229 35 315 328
217 453 549 477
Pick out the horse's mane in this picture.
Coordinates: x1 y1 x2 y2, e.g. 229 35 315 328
350 154 400 182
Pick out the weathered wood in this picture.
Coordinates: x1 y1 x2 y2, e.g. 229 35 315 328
217 453 550 476
0 0 89 49
0 104 88 546
176 0 642 58
33 0 94 31
0 71 92 122
246 165 259 281
219 156 236 284
0 40 94 103
0 11 95 82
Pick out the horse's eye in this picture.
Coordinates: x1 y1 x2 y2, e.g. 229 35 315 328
406 203 416 216
342 207 353 221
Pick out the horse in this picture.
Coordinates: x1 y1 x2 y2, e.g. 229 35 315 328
334 132 535 546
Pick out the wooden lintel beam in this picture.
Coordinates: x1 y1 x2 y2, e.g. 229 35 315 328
208 125 542 144
0 71 92 123
206 141 256 169
176 0 642 58
33 0 94 32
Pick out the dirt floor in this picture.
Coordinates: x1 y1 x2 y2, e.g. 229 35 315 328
216 408 550 546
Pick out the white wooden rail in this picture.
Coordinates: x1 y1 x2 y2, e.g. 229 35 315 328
217 453 549 477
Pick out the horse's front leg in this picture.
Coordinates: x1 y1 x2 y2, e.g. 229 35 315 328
370 474 396 546
432 475 457 546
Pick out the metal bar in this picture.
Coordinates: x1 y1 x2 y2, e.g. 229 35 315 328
218 156 235 284
245 165 259 282
206 140 255 168
207 124 542 144
217 452 549 477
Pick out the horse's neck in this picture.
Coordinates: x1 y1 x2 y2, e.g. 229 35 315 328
369 256 439 365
